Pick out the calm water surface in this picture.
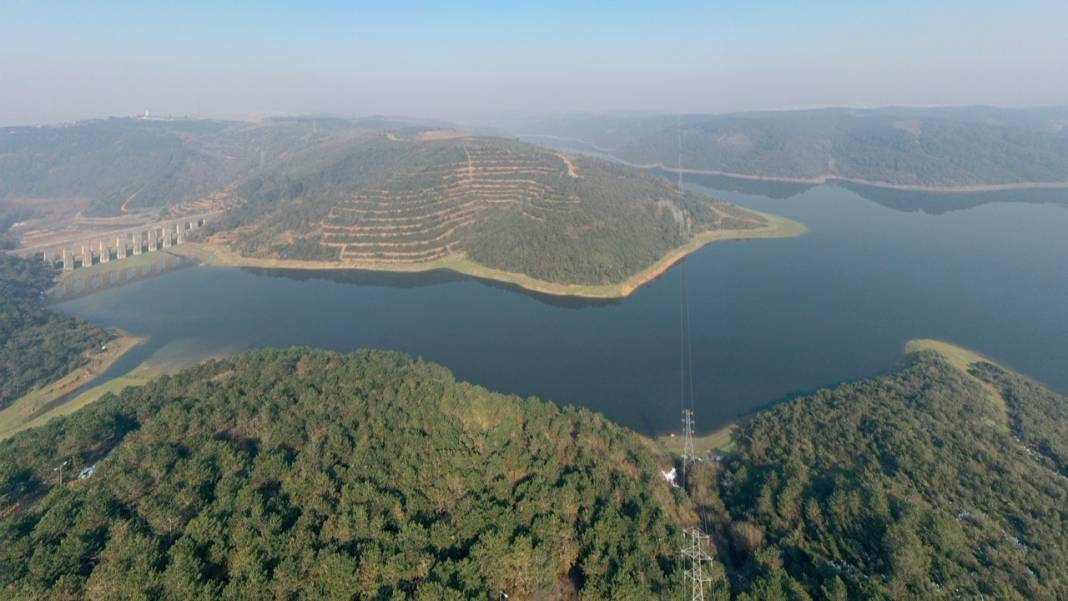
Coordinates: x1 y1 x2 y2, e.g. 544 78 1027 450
56 181 1068 436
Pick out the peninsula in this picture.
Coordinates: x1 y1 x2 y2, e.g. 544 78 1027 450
179 133 803 298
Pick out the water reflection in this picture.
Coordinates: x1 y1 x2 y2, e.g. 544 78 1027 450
50 253 193 303
246 266 621 309
530 137 1068 214
838 182 1068 215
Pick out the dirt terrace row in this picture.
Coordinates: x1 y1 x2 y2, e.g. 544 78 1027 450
323 143 579 263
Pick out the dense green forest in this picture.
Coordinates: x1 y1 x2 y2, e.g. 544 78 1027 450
0 348 701 600
0 255 112 410
715 351 1068 600
2 343 1067 599
220 135 765 285
521 107 1068 187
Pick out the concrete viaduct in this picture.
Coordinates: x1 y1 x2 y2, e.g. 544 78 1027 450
13 211 221 271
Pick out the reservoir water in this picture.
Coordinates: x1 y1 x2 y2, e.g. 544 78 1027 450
55 179 1068 436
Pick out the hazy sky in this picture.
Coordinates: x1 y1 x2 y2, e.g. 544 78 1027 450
2 0 1067 125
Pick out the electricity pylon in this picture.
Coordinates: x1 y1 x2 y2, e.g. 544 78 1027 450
681 527 714 601
681 409 696 483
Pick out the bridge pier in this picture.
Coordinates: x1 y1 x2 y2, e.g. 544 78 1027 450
12 212 215 270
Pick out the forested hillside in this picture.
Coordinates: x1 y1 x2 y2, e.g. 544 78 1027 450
217 134 767 285
2 342 1067 599
0 117 390 216
716 349 1068 600
522 108 1068 188
0 255 111 410
0 348 699 600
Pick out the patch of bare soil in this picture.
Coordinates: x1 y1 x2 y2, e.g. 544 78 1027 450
555 152 578 177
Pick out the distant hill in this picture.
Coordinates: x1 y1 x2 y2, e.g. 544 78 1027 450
0 117 394 216
214 133 774 287
520 107 1068 189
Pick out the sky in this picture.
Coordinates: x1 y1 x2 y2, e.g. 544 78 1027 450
2 0 1067 125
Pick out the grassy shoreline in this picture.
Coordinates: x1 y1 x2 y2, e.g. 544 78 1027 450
651 422 737 459
174 210 805 299
0 333 144 439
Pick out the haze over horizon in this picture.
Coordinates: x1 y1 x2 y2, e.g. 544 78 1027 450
3 0 1068 126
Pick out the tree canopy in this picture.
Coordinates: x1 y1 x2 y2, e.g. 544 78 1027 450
2 344 1067 599
0 348 695 600
713 351 1068 600
0 255 111 409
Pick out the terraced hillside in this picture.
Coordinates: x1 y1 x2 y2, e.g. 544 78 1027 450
318 140 574 263
216 134 780 289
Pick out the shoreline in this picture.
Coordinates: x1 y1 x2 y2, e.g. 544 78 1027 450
604 159 1068 194
651 422 737 458
0 333 144 439
643 337 1019 462
173 210 806 300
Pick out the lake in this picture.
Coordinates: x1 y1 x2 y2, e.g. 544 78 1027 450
55 179 1068 436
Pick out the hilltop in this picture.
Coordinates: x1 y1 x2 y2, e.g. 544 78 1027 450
520 107 1068 191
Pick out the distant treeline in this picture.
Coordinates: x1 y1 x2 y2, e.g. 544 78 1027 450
523 107 1068 188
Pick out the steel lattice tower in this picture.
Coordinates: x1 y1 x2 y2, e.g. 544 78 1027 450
681 527 714 601
681 409 696 479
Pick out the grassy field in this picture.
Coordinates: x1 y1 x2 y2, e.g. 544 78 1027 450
174 210 805 299
653 422 737 458
9 363 161 438
0 334 144 439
